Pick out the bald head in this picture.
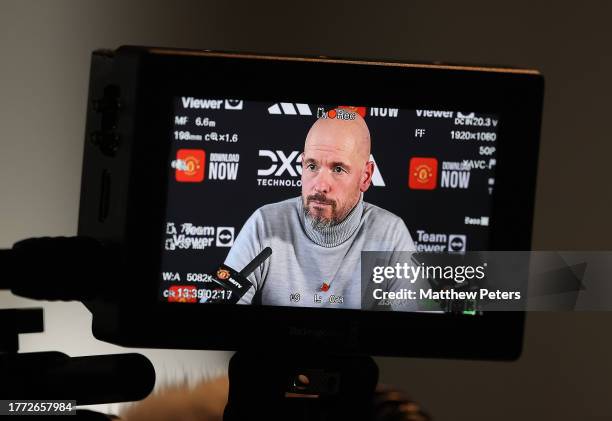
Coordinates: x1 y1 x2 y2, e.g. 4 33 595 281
304 111 371 165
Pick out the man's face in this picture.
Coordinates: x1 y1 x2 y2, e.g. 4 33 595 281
301 116 373 227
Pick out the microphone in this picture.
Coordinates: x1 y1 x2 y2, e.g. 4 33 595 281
0 236 114 301
239 247 272 278
0 352 155 404
204 248 272 304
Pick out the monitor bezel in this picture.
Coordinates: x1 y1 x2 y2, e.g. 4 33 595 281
79 46 543 359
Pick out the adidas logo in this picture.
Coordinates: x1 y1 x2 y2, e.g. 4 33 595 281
268 103 312 116
370 154 385 187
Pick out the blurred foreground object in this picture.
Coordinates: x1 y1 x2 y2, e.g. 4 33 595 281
120 376 431 421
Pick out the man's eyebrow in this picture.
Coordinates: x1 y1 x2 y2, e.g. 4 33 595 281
330 161 350 169
303 157 351 169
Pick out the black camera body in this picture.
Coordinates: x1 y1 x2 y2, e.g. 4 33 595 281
78 46 543 359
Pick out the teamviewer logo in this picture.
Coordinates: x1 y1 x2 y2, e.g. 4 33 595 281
225 100 243 110
216 227 235 247
448 234 466 253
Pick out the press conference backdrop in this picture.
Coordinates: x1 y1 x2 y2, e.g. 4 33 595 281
161 100 498 300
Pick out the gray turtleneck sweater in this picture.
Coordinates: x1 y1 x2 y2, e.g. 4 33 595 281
224 195 416 309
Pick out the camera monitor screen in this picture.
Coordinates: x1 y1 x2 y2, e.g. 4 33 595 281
161 99 499 310
79 47 543 357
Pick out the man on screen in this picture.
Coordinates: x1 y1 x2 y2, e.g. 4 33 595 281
224 107 417 309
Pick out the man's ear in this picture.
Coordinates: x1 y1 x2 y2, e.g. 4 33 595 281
360 161 375 192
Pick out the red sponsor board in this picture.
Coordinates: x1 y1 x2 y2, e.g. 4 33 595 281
176 149 206 182
409 157 438 190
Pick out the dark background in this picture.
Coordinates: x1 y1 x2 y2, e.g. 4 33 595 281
1 1 611 419
162 99 496 286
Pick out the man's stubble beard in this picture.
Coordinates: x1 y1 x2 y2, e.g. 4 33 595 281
303 191 360 232
304 206 337 231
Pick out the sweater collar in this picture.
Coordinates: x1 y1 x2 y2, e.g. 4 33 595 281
298 194 364 248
